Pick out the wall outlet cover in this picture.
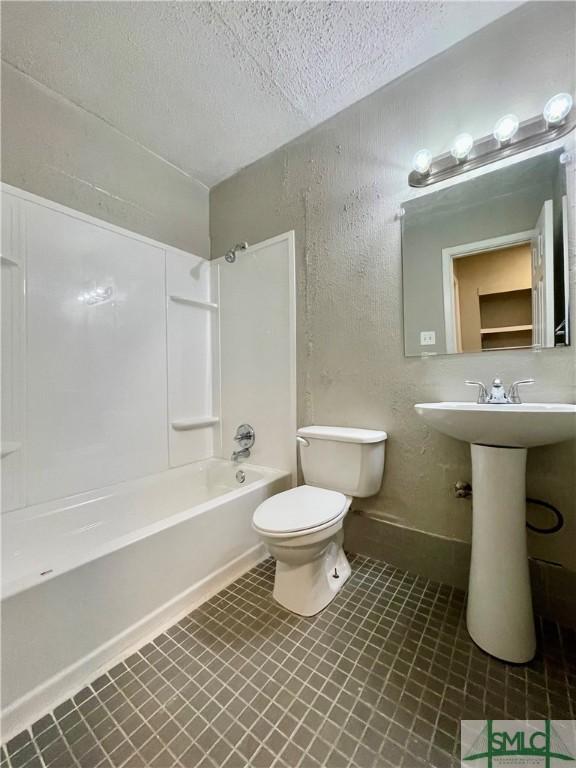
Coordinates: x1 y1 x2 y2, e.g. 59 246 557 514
420 331 436 346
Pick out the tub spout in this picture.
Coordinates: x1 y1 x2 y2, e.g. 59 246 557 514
232 448 250 463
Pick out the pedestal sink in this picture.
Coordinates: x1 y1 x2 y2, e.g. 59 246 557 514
414 401 576 663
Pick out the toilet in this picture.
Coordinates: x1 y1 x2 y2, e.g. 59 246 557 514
252 426 387 616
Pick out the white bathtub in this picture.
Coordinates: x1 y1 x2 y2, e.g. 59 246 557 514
1 458 290 739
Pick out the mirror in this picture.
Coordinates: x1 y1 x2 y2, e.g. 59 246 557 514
402 149 570 356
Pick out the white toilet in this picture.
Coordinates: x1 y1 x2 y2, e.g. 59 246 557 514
252 426 387 616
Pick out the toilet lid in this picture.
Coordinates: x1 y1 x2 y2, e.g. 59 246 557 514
253 485 348 534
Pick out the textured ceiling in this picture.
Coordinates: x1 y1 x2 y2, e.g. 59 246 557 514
1 1 520 186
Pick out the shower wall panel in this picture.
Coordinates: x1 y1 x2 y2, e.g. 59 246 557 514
166 248 221 466
25 199 169 505
1 186 219 512
1 193 26 512
215 232 296 479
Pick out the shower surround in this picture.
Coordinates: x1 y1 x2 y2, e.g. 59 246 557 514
1 186 296 738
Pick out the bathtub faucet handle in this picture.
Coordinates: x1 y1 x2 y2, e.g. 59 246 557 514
234 424 255 448
232 424 255 463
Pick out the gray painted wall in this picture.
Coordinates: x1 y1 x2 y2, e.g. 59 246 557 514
211 3 576 571
1 64 210 257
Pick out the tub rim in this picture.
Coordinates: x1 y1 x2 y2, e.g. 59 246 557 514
2 459 289 600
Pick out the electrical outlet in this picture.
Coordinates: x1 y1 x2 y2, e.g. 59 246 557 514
420 330 436 346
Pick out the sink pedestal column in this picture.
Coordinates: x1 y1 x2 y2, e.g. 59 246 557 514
467 444 536 663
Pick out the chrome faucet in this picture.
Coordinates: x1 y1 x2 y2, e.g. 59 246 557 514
232 447 250 463
231 423 255 463
465 377 534 404
507 379 535 404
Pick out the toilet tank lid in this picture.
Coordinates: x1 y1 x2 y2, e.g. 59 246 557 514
297 426 387 444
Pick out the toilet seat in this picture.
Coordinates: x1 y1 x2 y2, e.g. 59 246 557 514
253 485 348 536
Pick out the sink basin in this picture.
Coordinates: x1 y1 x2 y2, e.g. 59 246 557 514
414 401 576 448
414 399 575 664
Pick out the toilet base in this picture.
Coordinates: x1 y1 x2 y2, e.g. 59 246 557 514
272 542 351 617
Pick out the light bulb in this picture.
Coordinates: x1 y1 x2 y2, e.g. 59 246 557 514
543 93 573 125
493 114 519 144
412 149 432 175
450 133 474 161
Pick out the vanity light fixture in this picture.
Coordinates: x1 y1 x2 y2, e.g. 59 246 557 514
409 91 575 187
450 133 474 161
543 92 573 125
493 114 519 145
412 149 432 175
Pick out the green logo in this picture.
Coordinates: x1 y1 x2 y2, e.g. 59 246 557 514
463 720 575 767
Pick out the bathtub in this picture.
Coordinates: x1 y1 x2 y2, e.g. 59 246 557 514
1 458 290 739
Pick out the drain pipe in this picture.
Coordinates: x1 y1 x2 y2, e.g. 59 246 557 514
454 481 564 534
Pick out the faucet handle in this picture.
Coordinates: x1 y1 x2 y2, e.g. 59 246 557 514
234 423 255 448
507 379 534 404
465 380 488 404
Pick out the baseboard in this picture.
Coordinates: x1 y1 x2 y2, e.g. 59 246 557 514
344 511 471 590
344 512 576 630
1 544 267 742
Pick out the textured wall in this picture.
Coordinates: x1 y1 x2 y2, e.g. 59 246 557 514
211 3 576 570
1 64 210 257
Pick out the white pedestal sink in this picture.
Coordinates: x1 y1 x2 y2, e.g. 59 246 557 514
414 402 576 663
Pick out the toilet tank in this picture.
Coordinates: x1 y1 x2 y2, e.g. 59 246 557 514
297 426 387 497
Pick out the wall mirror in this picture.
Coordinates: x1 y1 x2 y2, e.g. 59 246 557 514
402 149 570 356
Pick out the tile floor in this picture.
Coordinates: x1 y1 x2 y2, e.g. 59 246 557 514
2 556 575 768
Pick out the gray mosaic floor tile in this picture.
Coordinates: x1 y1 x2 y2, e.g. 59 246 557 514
3 556 575 767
